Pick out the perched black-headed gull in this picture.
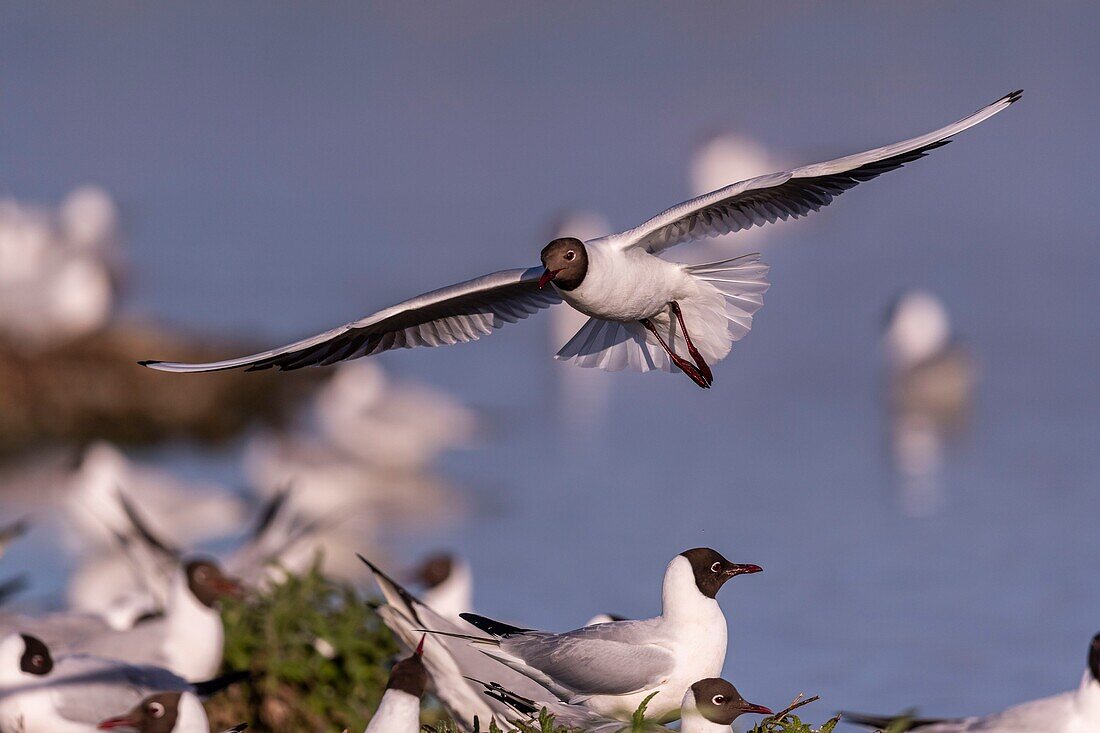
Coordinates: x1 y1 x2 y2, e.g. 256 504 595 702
845 633 1100 732
96 692 212 733
474 676 771 733
364 642 429 733
406 552 473 623
140 92 1020 389
3 559 243 681
0 633 243 733
446 548 761 722
360 554 556 731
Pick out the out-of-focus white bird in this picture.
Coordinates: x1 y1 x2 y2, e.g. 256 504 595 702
313 361 477 471
881 290 977 516
406 552 473 623
0 186 120 351
0 633 243 733
97 692 215 733
65 443 246 553
4 560 241 681
845 633 1100 733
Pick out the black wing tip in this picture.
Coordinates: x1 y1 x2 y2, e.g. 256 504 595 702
227 724 249 733
136 360 160 367
1003 89 1024 104
459 613 532 638
193 669 252 697
840 711 945 731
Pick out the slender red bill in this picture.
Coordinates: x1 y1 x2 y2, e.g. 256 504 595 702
98 717 136 729
537 269 559 289
744 703 773 716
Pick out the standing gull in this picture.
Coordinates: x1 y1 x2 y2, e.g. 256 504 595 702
442 548 761 723
474 676 771 733
140 92 1021 389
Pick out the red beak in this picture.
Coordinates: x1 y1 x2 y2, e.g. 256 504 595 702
537 269 559 289
415 635 426 655
98 717 136 729
743 702 773 716
215 577 245 599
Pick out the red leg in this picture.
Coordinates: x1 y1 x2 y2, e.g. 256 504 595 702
640 318 710 389
669 301 713 386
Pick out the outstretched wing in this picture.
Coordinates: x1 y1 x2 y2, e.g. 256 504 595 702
140 267 560 372
616 90 1022 254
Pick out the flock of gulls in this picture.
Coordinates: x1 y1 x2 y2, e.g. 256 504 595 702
2 88 1094 733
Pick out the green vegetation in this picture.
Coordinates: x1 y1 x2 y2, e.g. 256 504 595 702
208 567 839 733
208 562 399 733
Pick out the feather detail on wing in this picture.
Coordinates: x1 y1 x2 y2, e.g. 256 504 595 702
140 267 560 372
617 90 1021 254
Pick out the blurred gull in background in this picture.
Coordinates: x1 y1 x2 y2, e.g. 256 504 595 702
882 290 977 517
0 186 119 352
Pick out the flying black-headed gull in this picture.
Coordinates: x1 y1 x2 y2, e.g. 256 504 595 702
844 632 1100 732
474 676 771 733
360 554 557 731
139 91 1021 389
441 548 761 722
0 633 243 733
364 642 429 733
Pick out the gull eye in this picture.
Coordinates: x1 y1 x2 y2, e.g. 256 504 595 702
712 695 725 705
564 250 576 261
195 569 208 581
710 561 721 573
30 655 44 668
148 702 165 718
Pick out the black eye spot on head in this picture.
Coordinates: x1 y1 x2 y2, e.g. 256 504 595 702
1089 633 1099 683
19 634 52 676
679 548 762 599
386 652 428 699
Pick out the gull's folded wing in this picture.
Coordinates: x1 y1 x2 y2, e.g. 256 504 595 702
616 90 1021 254
140 267 560 372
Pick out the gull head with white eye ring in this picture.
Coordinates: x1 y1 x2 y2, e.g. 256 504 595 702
539 238 588 291
96 692 181 733
690 678 772 725
679 548 763 599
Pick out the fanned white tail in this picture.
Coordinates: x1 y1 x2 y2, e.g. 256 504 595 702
555 254 769 373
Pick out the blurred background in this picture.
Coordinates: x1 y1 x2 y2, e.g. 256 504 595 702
0 2 1097 728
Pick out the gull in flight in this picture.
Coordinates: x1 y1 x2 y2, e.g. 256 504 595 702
141 91 1021 389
